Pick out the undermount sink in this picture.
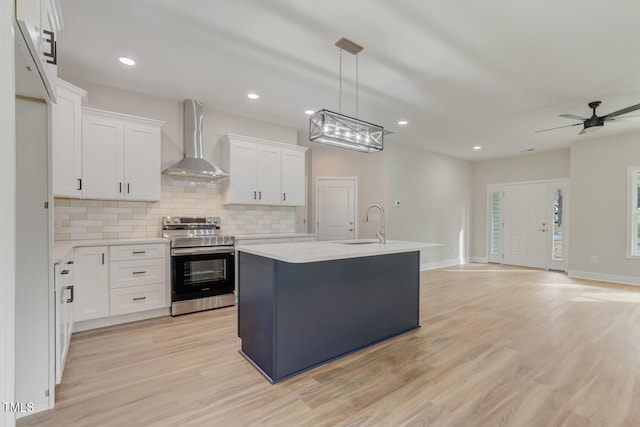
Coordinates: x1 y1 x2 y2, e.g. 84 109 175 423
333 239 380 245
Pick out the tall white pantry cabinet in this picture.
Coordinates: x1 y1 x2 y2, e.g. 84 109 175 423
15 98 52 417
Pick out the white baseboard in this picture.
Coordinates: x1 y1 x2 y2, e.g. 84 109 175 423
471 256 488 263
73 307 170 333
420 258 468 271
568 270 640 287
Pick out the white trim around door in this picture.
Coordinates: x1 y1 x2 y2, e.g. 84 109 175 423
315 176 358 241
486 179 569 271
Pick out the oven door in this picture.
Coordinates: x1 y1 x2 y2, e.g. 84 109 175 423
171 247 235 301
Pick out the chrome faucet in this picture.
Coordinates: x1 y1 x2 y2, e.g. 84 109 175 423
364 204 386 244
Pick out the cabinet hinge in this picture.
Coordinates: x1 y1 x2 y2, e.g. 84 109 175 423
44 201 49 209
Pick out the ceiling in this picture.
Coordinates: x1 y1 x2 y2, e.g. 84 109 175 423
57 0 640 161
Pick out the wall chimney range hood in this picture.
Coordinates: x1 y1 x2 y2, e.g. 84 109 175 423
162 99 229 179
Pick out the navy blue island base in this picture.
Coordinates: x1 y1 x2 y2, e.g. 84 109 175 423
237 250 421 383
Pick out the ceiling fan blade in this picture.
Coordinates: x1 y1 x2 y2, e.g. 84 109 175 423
606 115 640 122
559 113 588 121
534 122 582 133
604 102 640 118
383 129 394 135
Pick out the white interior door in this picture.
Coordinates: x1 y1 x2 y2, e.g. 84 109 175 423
316 177 357 241
503 182 548 268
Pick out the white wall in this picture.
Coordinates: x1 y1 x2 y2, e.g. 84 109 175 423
302 134 473 268
2 0 16 424
569 133 640 284
386 142 473 267
301 134 388 240
471 149 570 259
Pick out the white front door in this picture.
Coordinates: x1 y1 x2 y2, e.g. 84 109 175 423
503 182 548 268
316 177 357 241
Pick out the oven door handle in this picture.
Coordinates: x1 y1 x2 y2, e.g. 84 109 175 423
171 247 235 256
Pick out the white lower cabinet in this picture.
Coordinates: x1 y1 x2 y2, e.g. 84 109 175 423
109 244 167 315
110 283 166 316
73 246 109 322
55 260 74 385
72 243 168 329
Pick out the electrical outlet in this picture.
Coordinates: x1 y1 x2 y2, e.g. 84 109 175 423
590 256 598 263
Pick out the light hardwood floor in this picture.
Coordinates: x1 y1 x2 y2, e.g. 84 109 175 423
18 264 640 426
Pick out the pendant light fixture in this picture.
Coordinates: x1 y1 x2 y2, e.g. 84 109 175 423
309 37 384 153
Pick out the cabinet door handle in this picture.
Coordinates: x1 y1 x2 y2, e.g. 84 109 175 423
66 285 74 303
283 193 286 201
119 182 122 193
259 191 262 200
132 271 146 275
43 30 57 65
132 251 146 254
102 253 105 265
253 191 257 200
77 178 82 191
61 269 69 275
66 260 74 265
127 183 130 194
132 296 147 301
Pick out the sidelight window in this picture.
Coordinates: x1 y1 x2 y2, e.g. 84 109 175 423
629 167 640 258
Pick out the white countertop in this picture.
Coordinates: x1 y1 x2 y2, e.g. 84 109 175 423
236 239 441 263
54 238 169 262
234 233 316 240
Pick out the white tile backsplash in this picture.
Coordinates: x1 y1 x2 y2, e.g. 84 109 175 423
54 175 297 240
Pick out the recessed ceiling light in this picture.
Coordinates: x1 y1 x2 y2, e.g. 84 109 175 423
473 146 482 151
247 93 260 100
305 110 315 115
118 57 136 66
398 120 408 125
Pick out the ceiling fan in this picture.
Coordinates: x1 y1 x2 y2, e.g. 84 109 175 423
536 100 640 134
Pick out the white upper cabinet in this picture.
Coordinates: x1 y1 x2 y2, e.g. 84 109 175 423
52 79 86 198
82 108 163 201
15 0 61 102
123 122 162 200
220 134 306 206
281 148 306 206
257 144 283 205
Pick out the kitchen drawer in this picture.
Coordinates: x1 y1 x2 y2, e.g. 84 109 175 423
110 258 166 289
109 243 166 261
110 283 167 316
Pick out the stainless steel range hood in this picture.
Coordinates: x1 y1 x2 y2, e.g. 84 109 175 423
162 99 229 179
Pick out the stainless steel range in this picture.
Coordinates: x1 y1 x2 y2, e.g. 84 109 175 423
162 216 235 316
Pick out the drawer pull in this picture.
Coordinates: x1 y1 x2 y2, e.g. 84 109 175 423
132 271 146 275
132 296 147 301
132 251 146 255
60 269 70 275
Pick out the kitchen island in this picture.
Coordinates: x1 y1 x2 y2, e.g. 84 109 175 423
236 239 439 383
